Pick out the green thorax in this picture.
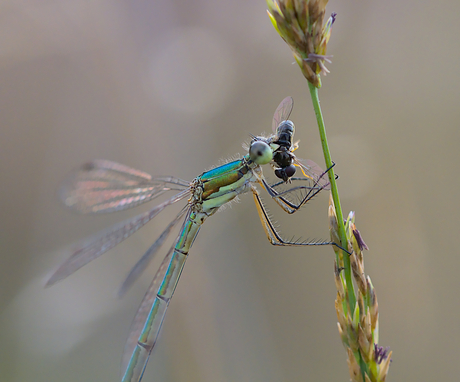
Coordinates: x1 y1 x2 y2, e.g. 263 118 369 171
198 156 256 202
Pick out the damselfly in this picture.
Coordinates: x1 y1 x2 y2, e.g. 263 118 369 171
47 97 336 382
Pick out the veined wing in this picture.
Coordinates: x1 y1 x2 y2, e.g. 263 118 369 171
59 160 189 214
272 96 294 133
46 189 190 286
294 158 331 190
121 208 198 382
117 206 188 297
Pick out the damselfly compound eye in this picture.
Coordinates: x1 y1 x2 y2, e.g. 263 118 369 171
249 140 272 165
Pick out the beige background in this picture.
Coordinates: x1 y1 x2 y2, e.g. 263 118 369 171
1 1 458 381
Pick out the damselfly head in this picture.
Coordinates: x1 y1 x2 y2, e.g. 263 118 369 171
248 138 273 165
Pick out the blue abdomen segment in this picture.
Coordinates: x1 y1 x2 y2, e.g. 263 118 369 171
200 159 245 180
199 159 253 202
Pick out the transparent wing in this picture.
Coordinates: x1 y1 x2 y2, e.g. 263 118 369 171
272 96 294 133
294 158 331 190
120 243 175 379
117 206 188 297
59 160 189 214
45 189 190 286
121 209 196 381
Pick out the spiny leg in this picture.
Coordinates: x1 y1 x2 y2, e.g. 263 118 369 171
260 178 323 214
252 187 336 248
262 162 336 214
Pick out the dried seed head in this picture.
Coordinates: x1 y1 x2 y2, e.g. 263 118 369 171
335 295 347 328
328 193 341 251
334 260 345 298
347 348 364 382
367 277 379 331
353 229 369 251
377 349 393 382
363 310 373 340
348 252 366 296
337 322 348 345
266 0 336 87
358 326 371 362
330 210 390 380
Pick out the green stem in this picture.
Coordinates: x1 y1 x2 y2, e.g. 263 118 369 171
308 82 370 380
307 82 356 310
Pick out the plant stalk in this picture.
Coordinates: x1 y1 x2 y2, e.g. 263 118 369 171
307 81 356 310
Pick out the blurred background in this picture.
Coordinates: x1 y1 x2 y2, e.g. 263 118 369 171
1 1 459 381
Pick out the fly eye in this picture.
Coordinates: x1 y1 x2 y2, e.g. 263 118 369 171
274 164 296 181
284 164 296 177
249 140 272 165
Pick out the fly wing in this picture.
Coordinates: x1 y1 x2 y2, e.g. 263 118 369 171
294 158 331 190
45 189 190 286
272 96 294 133
59 160 189 214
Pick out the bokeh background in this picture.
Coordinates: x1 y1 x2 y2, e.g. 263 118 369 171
1 1 459 381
